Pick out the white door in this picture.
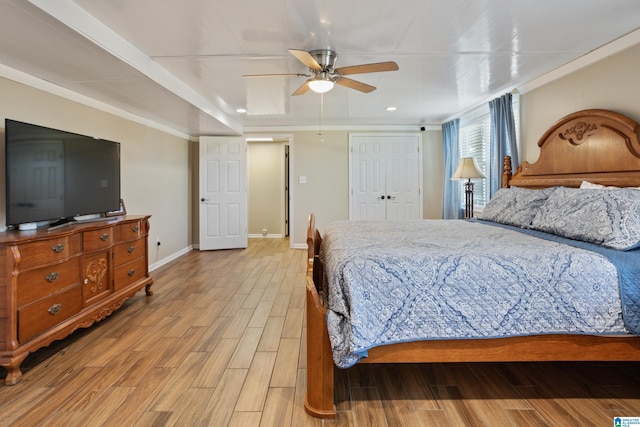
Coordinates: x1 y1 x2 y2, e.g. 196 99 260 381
199 136 248 250
349 134 422 220
385 138 422 220
350 138 387 220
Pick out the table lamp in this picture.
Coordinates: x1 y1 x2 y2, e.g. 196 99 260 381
451 157 486 219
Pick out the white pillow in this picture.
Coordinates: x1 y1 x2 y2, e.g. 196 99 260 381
580 180 608 189
580 180 640 190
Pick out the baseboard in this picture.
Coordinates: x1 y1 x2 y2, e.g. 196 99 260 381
149 245 193 271
248 234 284 239
193 240 306 251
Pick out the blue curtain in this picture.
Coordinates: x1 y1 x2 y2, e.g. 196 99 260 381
442 118 462 219
489 93 519 197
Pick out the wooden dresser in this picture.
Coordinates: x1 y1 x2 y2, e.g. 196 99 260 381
0 215 153 385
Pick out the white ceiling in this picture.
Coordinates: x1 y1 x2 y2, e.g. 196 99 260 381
0 0 639 138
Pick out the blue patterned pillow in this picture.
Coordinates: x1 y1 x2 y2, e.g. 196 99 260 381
530 187 640 250
479 187 556 228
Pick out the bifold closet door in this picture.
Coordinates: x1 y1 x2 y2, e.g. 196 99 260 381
349 134 422 221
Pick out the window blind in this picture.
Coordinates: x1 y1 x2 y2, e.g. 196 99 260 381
459 107 491 208
457 96 520 210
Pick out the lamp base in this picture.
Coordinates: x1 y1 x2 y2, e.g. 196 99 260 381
464 179 474 219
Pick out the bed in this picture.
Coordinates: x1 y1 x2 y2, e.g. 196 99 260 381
304 109 640 418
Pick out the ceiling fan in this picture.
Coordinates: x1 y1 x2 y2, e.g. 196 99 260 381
243 49 399 96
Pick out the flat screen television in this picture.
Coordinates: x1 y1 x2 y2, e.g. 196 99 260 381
5 119 121 229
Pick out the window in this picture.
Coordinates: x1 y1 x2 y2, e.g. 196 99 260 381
458 95 519 210
459 108 491 208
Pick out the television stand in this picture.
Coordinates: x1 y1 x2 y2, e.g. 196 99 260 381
0 215 153 385
46 217 77 231
47 215 109 231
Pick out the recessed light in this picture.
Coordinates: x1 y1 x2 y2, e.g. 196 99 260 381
386 106 397 111
236 108 247 113
246 137 274 142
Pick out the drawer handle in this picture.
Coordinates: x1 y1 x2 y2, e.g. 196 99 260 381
45 272 59 282
127 246 136 254
52 243 65 253
48 304 62 315
128 269 136 277
132 225 139 232
100 233 110 241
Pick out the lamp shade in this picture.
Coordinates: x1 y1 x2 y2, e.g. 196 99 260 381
308 77 335 93
451 157 486 180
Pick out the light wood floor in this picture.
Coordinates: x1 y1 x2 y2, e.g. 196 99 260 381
2 238 640 426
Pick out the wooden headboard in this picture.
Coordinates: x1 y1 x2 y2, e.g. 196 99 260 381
503 109 640 189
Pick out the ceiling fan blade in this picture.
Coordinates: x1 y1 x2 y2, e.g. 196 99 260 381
335 77 376 93
242 73 308 78
288 49 322 70
292 81 311 96
335 61 399 75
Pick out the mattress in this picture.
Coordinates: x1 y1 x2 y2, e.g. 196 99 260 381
321 219 635 368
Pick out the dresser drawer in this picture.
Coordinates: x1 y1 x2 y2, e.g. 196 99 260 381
114 258 147 291
115 221 142 242
17 285 83 343
17 257 81 307
83 229 113 252
16 234 81 270
113 239 145 267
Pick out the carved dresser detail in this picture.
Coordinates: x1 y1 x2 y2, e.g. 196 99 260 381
0 215 153 385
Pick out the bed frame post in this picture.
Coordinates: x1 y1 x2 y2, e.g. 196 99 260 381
502 155 512 188
304 278 335 418
304 214 336 418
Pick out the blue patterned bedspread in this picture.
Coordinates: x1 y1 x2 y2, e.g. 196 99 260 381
321 220 637 368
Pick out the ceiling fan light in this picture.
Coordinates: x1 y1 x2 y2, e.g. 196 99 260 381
308 78 335 93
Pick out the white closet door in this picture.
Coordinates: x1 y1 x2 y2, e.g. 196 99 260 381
349 134 422 221
385 137 421 220
350 138 387 220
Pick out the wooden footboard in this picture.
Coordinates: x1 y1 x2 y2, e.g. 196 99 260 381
304 270 335 418
305 214 336 417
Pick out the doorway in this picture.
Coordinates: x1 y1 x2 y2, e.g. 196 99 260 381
247 136 293 241
284 144 290 237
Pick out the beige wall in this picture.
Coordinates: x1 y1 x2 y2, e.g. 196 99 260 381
248 141 284 236
519 44 640 164
0 76 192 269
290 131 349 245
422 129 444 219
